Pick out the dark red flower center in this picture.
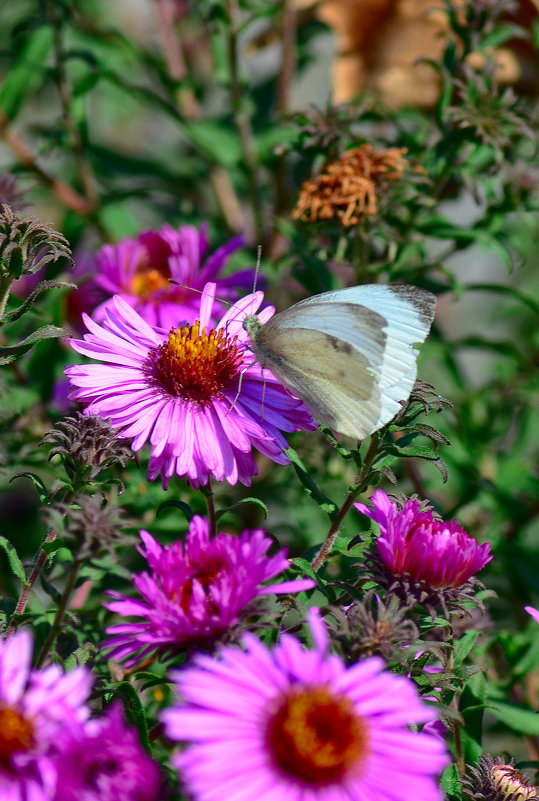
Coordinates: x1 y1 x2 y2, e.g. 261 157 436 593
0 705 35 765
148 321 243 406
267 686 369 784
176 555 227 613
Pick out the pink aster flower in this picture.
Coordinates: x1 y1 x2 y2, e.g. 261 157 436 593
525 606 539 624
0 628 92 801
53 705 162 801
84 223 251 329
65 283 316 489
161 608 448 801
103 515 314 664
355 490 492 612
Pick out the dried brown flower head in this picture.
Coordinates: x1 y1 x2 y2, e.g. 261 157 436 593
0 204 72 280
291 144 409 226
42 413 133 484
43 493 133 560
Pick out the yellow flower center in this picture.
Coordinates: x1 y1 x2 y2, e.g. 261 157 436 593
0 705 35 766
149 321 243 406
267 686 369 784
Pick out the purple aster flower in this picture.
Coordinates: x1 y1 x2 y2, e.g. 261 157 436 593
355 490 493 613
65 283 316 489
0 629 92 800
53 705 162 801
83 223 251 329
103 515 314 664
161 608 448 801
525 606 539 624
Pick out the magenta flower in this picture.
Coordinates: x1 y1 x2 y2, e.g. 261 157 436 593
356 490 492 588
103 515 314 664
65 283 315 489
162 608 448 801
53 705 162 801
86 223 250 329
525 606 539 624
0 629 92 801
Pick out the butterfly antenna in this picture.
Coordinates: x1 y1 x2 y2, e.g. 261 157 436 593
252 245 262 294
168 280 232 308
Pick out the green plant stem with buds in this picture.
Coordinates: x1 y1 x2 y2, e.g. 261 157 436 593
311 433 380 572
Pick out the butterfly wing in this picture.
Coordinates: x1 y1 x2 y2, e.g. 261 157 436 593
252 285 435 439
253 322 384 439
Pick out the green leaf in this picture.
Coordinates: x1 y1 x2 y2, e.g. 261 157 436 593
11 472 49 503
0 26 53 119
290 557 320 584
454 631 480 668
0 325 68 361
440 763 463 801
0 536 26 584
466 283 539 316
487 701 539 736
460 673 486 762
184 120 242 167
1 280 76 324
285 447 337 517
112 681 151 751
216 497 269 523
157 500 194 522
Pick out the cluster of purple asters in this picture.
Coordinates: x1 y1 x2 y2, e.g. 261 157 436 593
103 515 314 665
0 629 162 801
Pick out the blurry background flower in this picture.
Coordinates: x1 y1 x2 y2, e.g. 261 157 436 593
53 705 163 801
77 222 253 329
297 0 539 108
104 515 314 664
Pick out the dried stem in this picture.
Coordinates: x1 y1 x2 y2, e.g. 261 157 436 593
50 2 99 207
0 110 95 216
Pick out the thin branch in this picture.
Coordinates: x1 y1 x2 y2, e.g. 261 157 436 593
0 110 96 217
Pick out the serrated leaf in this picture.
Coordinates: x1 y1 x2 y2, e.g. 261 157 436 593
290 557 320 584
1 280 76 324
0 325 68 359
440 763 463 801
0 536 26 584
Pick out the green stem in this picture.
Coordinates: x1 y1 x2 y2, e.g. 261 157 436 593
203 482 217 538
36 559 82 667
311 433 380 572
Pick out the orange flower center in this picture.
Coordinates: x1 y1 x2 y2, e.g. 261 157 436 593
130 253 170 300
149 321 243 406
267 686 369 784
0 705 35 766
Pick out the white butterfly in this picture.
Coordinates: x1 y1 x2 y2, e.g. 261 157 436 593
243 283 436 440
